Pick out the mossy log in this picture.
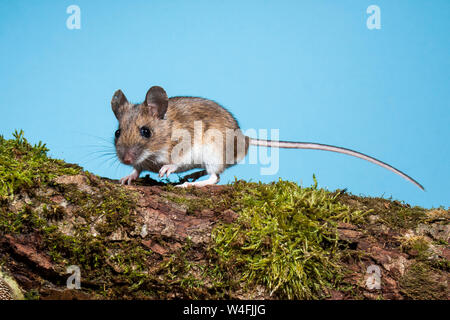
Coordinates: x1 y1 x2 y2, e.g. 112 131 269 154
0 132 448 300
0 172 245 299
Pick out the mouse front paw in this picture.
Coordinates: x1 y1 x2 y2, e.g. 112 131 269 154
159 164 178 178
120 169 140 185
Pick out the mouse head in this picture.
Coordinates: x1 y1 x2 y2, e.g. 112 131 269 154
111 86 171 167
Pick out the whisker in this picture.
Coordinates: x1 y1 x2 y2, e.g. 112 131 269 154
70 131 115 144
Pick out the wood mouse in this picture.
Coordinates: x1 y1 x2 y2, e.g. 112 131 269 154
111 86 424 190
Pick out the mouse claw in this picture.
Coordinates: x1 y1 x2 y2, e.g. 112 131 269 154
120 177 132 185
159 164 178 178
120 176 132 185
120 169 140 185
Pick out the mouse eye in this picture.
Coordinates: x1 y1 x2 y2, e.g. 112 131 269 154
115 129 121 139
140 126 151 139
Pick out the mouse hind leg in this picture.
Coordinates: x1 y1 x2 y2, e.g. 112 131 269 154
176 161 223 188
176 173 220 188
175 141 227 188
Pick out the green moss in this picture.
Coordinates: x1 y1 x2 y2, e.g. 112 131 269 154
400 262 448 299
210 178 368 299
0 205 47 234
0 130 80 199
40 181 153 293
380 206 428 230
164 186 219 214
158 252 203 297
333 193 430 231
162 178 373 299
55 178 138 237
399 236 431 260
24 289 40 300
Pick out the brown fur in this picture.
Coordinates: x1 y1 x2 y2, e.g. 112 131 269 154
112 87 249 176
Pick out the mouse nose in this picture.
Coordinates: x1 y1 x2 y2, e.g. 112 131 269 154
123 153 134 165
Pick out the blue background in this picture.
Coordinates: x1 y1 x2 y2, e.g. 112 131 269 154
0 0 448 208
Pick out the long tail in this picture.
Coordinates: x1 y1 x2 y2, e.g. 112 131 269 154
249 138 424 191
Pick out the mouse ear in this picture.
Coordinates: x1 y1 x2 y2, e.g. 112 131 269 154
145 86 168 119
111 89 129 120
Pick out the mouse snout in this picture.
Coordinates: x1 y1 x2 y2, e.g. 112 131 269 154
123 152 134 165
117 145 141 165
